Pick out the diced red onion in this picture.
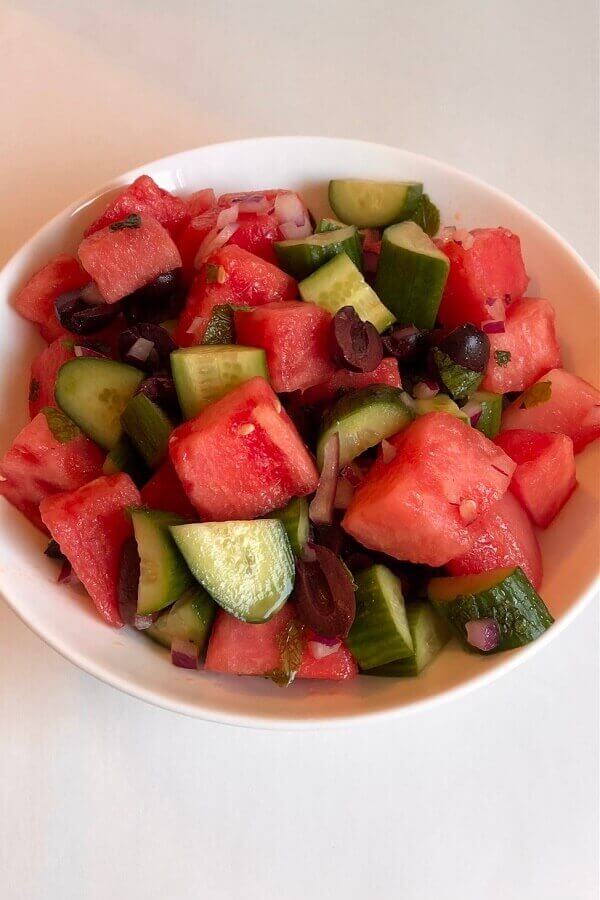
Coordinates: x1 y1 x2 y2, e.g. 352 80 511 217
381 439 397 463
414 380 439 400
362 250 379 273
582 404 600 429
453 228 470 246
279 218 312 239
307 639 341 659
309 433 340 525
186 316 203 336
74 345 109 359
462 400 483 427
127 337 155 362
301 542 317 563
274 192 305 226
187 188 216 216
459 498 478 523
361 229 381 253
482 320 506 334
461 233 474 250
333 476 355 510
340 463 364 487
439 226 456 242
57 560 79 584
80 282 105 305
133 614 155 630
171 639 199 669
400 391 416 410
238 197 273 215
216 203 239 229
194 222 240 268
465 618 500 652
499 227 513 237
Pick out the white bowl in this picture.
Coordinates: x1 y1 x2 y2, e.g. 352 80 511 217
0 137 598 728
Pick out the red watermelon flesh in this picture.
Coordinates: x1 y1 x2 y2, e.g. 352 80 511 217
301 358 401 405
186 188 216 217
29 337 75 418
342 412 516 567
39 473 140 626
234 301 336 393
447 491 543 589
169 376 318 520
495 429 577 528
13 254 90 340
204 606 357 680
482 298 561 393
78 214 182 303
436 227 529 329
501 368 600 453
175 245 297 346
0 411 104 532
140 459 197 520
227 213 282 265
84 175 190 237
176 208 219 283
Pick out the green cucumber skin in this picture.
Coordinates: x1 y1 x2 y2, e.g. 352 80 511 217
432 349 483 401
102 435 150 487
347 565 414 670
55 358 144 450
328 180 423 229
270 497 309 556
145 586 216 651
368 604 451 676
414 395 469 423
430 567 553 653
317 385 414 469
121 394 173 469
316 218 345 234
274 227 362 279
375 232 449 330
471 391 503 439
132 508 194 616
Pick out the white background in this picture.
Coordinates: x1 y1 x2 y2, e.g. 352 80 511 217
0 2 598 898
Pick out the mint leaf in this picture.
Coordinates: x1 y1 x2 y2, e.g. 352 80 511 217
520 381 552 409
109 214 142 231
42 407 81 443
268 620 305 687
410 193 440 237
29 378 40 403
494 350 511 367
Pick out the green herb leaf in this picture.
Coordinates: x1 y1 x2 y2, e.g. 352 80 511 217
202 304 235 345
29 378 40 403
494 350 511 367
409 193 441 237
268 619 305 687
42 407 81 443
109 213 142 232
205 264 220 284
520 381 552 409
432 348 482 401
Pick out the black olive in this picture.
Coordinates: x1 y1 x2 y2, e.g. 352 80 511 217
293 544 356 638
54 290 121 335
137 374 179 419
436 324 490 373
118 323 177 373
332 306 383 373
121 270 185 324
382 325 428 364
118 536 141 626
44 539 65 560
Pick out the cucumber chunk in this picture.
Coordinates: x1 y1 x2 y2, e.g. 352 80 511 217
275 225 362 279
146 585 216 651
317 385 414 469
299 253 395 333
121 393 173 469
170 520 295 622
329 179 423 229
102 435 150 486
469 391 503 439
201 304 236 345
316 217 345 234
270 496 309 555
429 566 553 652
55 358 144 450
414 394 469 423
367 604 451 676
432 349 482 401
171 345 269 419
131 508 194 615
347 565 413 669
375 221 449 329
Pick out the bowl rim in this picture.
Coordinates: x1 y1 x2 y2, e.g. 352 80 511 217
0 135 598 730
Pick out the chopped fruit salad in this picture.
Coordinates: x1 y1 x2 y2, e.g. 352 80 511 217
3 174 599 685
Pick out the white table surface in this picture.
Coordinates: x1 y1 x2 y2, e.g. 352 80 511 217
1 3 598 898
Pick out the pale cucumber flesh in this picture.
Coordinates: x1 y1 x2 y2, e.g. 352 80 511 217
367 604 451 676
274 225 361 278
329 179 423 229
121 393 173 468
348 565 414 669
171 345 269 419
131 508 194 615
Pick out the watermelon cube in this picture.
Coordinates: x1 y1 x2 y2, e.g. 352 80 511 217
84 175 190 237
186 188 216 217
501 368 600 453
234 301 336 393
301 358 401 404
227 213 282 265
0 411 104 532
482 298 561 393
176 208 219 283
13 254 89 341
204 605 357 680
40 473 141 626
169 376 318 520
342 412 516 567
78 214 182 303
175 245 297 346
495 429 577 528
447 491 543 589
436 227 529 329
140 459 197 520
28 337 75 418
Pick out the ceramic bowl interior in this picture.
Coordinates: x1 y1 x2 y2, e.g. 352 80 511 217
0 137 598 728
